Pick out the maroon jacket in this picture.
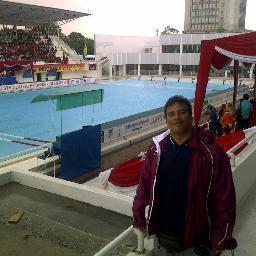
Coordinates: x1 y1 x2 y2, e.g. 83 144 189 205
132 128 236 251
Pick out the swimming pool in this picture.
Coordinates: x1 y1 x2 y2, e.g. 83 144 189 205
0 79 231 159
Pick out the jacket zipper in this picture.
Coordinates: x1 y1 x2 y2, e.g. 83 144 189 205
201 141 214 239
147 139 162 234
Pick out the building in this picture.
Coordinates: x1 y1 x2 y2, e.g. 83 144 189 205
184 0 247 33
95 32 253 79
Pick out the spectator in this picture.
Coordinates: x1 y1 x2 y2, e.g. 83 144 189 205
249 99 256 127
220 103 237 135
0 28 61 63
133 95 236 255
218 103 226 121
208 105 222 136
237 94 253 129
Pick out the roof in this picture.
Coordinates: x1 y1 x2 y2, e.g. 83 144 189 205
0 0 90 26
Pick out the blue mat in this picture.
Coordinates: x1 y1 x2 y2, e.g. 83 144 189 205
61 124 101 180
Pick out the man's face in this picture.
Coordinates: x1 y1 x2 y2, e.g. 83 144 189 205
166 102 193 134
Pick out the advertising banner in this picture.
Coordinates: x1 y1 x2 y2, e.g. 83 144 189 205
101 112 165 143
0 79 82 94
33 64 86 73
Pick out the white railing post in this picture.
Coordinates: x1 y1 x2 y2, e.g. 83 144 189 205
228 152 235 167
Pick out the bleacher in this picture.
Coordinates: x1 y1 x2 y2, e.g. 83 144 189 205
0 27 61 63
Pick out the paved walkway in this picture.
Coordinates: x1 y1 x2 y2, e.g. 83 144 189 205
0 183 134 256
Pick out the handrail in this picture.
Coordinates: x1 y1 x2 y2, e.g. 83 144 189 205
227 130 256 167
0 143 51 162
94 225 133 256
50 35 81 60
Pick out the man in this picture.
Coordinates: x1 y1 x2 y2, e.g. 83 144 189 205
133 96 236 256
237 94 253 129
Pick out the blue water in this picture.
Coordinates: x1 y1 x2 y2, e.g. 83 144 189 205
0 79 231 158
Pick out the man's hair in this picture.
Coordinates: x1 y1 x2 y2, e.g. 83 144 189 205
164 95 192 119
243 94 249 100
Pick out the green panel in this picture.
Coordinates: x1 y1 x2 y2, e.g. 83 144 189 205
31 89 104 111
56 89 104 111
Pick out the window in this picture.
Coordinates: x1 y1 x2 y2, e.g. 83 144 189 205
162 64 180 75
182 65 199 75
182 44 201 53
162 45 180 53
145 48 152 53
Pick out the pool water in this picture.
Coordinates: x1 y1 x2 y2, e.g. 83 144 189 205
0 79 231 158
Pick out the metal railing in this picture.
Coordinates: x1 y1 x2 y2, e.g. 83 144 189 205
94 225 134 256
0 142 51 163
227 127 256 167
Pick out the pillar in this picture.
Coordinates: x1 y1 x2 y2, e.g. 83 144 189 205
159 64 162 76
233 60 239 106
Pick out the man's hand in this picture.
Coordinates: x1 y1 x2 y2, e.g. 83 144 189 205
133 227 146 238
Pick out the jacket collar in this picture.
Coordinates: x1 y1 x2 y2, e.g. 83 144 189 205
152 127 215 152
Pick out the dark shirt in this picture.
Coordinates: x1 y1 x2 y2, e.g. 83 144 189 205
158 137 192 237
210 111 218 123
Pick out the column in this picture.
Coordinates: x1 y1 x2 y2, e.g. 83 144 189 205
250 66 253 79
179 36 183 78
123 65 126 76
109 62 112 78
233 60 239 106
138 64 141 76
159 64 162 76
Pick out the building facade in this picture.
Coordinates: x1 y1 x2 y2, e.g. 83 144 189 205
184 0 247 33
95 32 253 79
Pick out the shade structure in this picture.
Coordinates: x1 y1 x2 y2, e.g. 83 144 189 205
0 60 33 72
31 88 104 111
0 0 90 26
194 32 256 126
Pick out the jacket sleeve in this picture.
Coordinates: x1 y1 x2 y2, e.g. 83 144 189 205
209 145 236 251
132 143 155 228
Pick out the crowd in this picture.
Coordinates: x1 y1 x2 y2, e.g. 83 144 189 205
0 27 62 63
206 93 256 136
0 69 15 77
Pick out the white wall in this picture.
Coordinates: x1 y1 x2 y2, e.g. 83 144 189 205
95 34 160 55
95 32 241 66
61 71 85 79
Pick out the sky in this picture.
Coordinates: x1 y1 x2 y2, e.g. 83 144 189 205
5 0 256 38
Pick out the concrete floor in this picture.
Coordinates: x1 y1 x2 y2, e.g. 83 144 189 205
0 183 135 256
230 182 256 256
1 181 256 256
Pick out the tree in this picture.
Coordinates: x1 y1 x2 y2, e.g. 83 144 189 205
85 37 94 55
161 25 179 34
64 33 94 56
37 22 61 36
65 32 85 55
28 22 94 57
217 25 225 33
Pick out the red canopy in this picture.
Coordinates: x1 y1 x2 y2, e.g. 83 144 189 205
194 32 256 126
0 60 33 72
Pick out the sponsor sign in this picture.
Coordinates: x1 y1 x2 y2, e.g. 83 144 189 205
0 77 96 94
0 79 82 94
34 64 85 73
102 112 165 143
89 64 97 71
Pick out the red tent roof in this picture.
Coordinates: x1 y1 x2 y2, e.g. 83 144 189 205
194 32 256 126
0 60 33 72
